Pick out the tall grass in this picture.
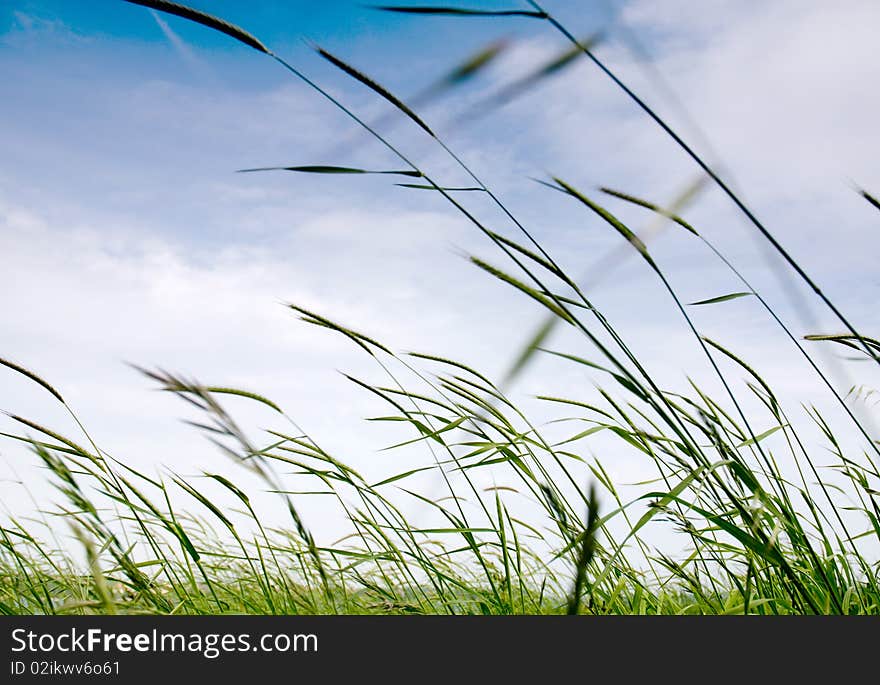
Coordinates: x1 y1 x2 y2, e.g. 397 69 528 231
1 1 877 615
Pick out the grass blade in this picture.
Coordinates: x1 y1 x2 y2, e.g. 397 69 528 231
201 387 283 414
567 484 599 614
689 292 753 306
443 39 508 85
553 177 652 263
372 6 547 18
121 0 269 54
599 186 699 235
805 334 880 358
470 256 575 324
461 35 600 117
315 46 435 137
859 188 880 213
0 357 65 404
396 183 483 191
238 165 421 177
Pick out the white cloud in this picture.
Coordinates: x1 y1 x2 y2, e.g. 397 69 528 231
5 10 87 45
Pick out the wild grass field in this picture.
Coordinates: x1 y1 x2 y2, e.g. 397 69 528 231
1 0 879 615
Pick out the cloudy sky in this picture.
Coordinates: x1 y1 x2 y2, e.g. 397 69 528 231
1 1 878 545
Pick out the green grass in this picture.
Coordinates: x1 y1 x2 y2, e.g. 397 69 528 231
1 1 879 615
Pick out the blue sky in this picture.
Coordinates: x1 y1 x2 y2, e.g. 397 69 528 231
2 1 879 550
0 1 610 88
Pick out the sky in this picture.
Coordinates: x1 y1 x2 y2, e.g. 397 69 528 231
1 0 879 553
